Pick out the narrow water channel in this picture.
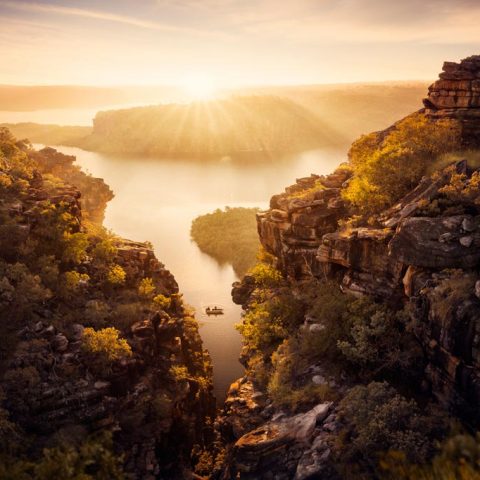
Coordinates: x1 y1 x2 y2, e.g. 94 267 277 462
34 143 345 401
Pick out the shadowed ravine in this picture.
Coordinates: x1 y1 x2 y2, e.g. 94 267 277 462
35 144 345 401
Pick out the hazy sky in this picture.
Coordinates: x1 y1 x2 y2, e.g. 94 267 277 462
1 0 479 86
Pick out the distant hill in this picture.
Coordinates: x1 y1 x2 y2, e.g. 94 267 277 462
81 95 350 156
235 82 428 142
1 82 429 157
1 122 91 146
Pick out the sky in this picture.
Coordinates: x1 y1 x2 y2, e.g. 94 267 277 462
1 0 480 87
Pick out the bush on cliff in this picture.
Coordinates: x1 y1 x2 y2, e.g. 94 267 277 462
337 297 422 379
380 432 480 480
0 432 125 480
342 113 460 215
236 289 304 355
245 279 423 411
335 382 445 478
82 327 132 369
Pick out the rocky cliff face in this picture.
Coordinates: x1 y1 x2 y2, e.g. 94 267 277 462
0 136 215 479
256 157 480 420
221 56 480 479
424 55 480 147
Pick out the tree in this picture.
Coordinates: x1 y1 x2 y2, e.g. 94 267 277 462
82 327 132 366
336 382 444 475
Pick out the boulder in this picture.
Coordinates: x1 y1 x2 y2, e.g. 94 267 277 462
389 215 480 269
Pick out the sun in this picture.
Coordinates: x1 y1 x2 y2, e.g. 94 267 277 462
180 73 216 100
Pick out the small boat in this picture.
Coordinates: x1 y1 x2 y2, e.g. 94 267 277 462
205 305 224 315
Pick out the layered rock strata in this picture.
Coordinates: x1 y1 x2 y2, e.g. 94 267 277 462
424 55 480 146
0 148 215 479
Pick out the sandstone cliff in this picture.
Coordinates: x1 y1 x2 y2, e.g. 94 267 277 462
0 131 215 479
221 56 480 479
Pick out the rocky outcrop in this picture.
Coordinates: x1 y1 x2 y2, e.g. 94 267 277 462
408 271 480 424
424 55 480 147
0 141 215 479
257 167 351 278
5 307 215 479
254 151 480 425
115 238 179 293
31 146 114 223
225 57 480 479
218 387 336 480
389 215 480 269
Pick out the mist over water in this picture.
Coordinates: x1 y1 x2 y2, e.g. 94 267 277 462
34 143 346 401
0 104 147 126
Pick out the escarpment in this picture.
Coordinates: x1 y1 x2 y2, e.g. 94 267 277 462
424 55 480 147
0 130 215 478
221 56 480 479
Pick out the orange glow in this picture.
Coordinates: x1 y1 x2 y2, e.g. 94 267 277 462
180 73 217 100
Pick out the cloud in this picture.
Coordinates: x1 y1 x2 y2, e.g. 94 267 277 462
0 1 227 37
215 0 480 45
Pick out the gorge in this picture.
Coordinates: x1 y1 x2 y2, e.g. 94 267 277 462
3 55 480 480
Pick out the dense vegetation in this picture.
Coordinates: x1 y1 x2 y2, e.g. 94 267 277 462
80 95 346 156
342 113 461 216
234 251 480 478
191 207 260 277
0 128 213 477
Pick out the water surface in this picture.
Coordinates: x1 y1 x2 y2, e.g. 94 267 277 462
34 144 346 401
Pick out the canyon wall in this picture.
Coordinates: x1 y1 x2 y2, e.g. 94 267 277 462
0 136 215 479
220 56 480 479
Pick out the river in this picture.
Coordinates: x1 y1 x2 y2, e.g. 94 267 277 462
30 141 346 402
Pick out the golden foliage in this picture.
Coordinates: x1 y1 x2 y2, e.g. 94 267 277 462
82 327 132 363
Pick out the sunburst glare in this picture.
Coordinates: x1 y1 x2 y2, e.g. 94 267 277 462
180 72 217 100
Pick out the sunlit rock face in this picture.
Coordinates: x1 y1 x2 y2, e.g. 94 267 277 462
424 55 480 146
256 166 351 278
0 153 215 479
256 156 480 421
224 58 480 479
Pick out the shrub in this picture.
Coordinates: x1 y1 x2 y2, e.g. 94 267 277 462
236 290 304 353
381 433 480 480
111 302 144 331
337 298 422 378
61 232 89 265
62 270 89 299
82 327 132 365
268 339 335 410
336 382 445 475
138 277 155 298
1 433 126 480
106 264 126 286
153 294 171 310
0 262 52 313
34 255 59 290
248 262 283 289
84 300 111 328
342 113 460 215
170 365 189 382
438 169 480 205
92 238 117 263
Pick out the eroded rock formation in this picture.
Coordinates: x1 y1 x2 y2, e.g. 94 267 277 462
224 57 480 478
0 141 215 479
424 55 480 146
